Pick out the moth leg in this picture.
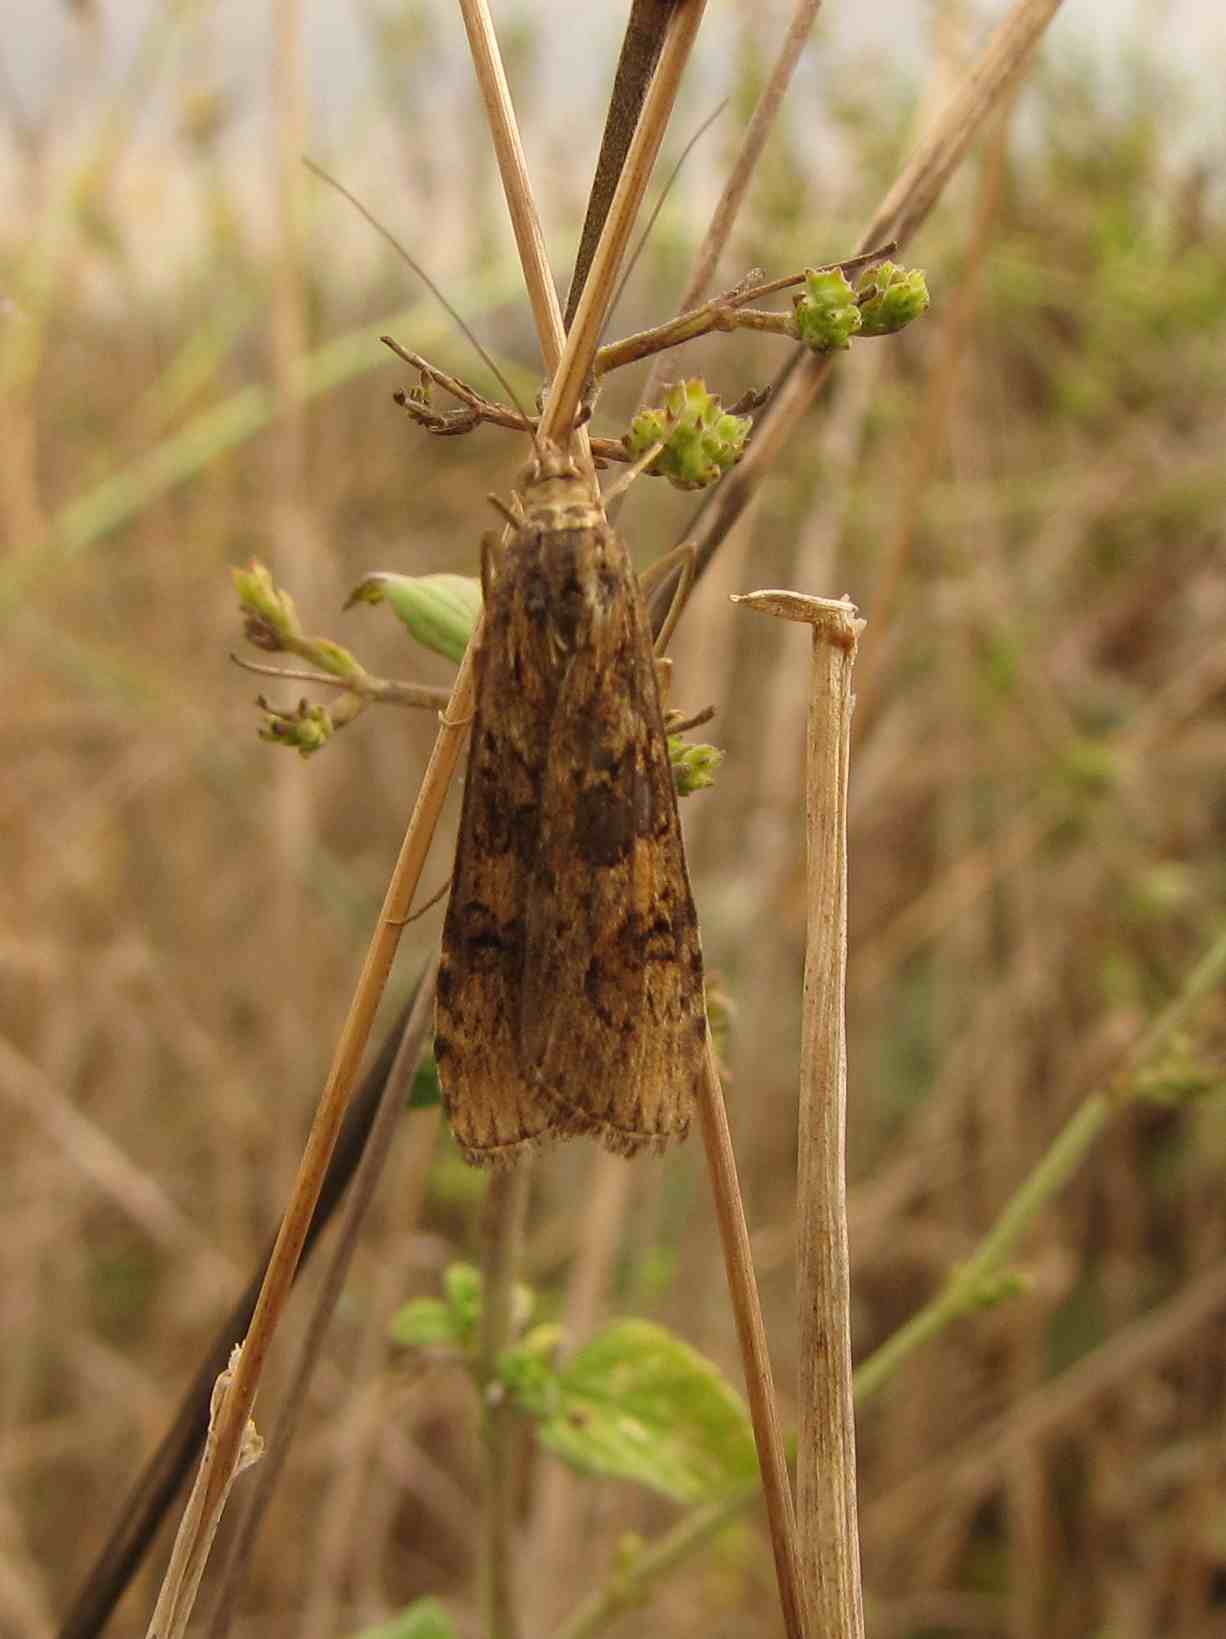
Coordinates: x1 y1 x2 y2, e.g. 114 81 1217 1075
639 541 696 655
479 530 505 607
384 874 453 927
486 492 523 531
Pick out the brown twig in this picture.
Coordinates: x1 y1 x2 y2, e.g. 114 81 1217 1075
230 652 451 711
146 637 478 1630
595 245 897 378
56 986 426 1639
649 0 1069 635
696 1032 805 1639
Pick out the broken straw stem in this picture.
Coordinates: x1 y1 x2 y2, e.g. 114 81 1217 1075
733 589 866 1639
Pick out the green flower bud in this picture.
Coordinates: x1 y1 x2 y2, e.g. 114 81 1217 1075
793 267 863 351
624 379 752 492
670 738 723 795
233 560 303 650
856 260 930 335
257 697 333 758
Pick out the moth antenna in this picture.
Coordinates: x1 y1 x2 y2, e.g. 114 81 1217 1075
303 156 531 425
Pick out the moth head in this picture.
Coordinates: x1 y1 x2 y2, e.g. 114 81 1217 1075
523 439 580 488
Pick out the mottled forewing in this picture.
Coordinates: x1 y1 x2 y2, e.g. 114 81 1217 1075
520 524 705 1154
435 536 572 1165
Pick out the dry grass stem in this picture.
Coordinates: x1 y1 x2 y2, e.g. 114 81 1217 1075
148 645 478 1630
542 0 709 443
639 0 823 411
861 0 1066 252
145 1350 264 1639
203 962 441 1637
456 0 564 375
736 590 866 1639
657 0 1068 623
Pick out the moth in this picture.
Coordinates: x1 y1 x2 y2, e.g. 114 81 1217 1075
434 440 706 1165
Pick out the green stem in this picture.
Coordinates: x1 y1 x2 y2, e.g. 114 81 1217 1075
549 918 1226 1639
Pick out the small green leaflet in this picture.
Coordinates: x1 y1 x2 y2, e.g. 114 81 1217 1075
346 571 481 664
535 1319 758 1504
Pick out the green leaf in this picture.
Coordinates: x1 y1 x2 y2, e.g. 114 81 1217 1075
348 1595 457 1639
346 572 481 664
534 1319 758 1503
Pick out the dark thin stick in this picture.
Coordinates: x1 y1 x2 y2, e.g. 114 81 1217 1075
204 960 440 1636
55 980 427 1639
564 0 682 328
607 96 730 325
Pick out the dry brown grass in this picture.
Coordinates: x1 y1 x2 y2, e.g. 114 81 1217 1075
3 7 1225 1638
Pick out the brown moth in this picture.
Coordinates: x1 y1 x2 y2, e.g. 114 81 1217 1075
434 440 705 1165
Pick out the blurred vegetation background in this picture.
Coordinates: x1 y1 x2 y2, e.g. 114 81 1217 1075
3 3 1225 1636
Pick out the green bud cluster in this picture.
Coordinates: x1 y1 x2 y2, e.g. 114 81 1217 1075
258 698 333 758
624 379 752 491
793 259 930 351
793 267 863 351
670 737 724 795
857 260 931 335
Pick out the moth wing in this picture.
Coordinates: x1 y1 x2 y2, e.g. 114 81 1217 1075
520 571 704 1155
435 593 580 1166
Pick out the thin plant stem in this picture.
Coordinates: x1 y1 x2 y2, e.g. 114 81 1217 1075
204 961 441 1637
528 1149 633 1631
651 0 1069 631
479 1164 534 1639
145 638 479 1632
564 0 679 328
696 1033 805 1639
55 989 425 1639
541 0 709 444
551 1478 761 1639
542 915 1226 1639
596 246 894 378
856 917 1226 1404
456 0 564 377
639 0 824 412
